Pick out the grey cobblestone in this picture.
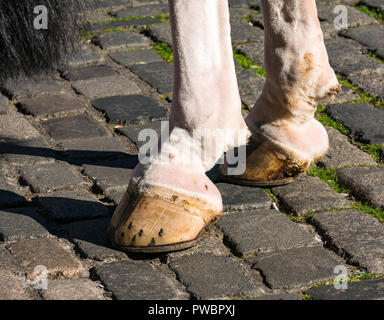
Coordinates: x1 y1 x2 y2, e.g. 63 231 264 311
112 4 169 18
340 24 384 60
38 190 111 222
41 114 109 141
19 162 90 193
326 103 384 145
2 79 68 99
0 0 383 300
305 277 384 300
129 61 174 94
319 126 377 168
72 75 141 99
237 42 265 67
7 238 83 279
89 18 161 33
317 4 378 28
0 207 52 242
118 121 162 150
325 38 384 76
92 31 150 51
271 175 351 216
349 75 384 100
236 69 265 108
336 166 384 209
61 65 117 81
18 94 85 117
68 45 105 67
169 254 265 299
59 137 132 161
62 218 127 261
93 260 188 300
110 49 163 66
310 209 384 274
91 95 168 125
146 23 173 46
216 183 272 212
249 246 343 289
216 209 315 257
0 176 28 209
362 0 384 11
82 157 137 194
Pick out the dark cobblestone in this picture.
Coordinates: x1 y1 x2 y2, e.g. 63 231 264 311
41 114 109 141
336 166 384 209
317 4 378 27
249 246 343 289
146 23 173 46
89 0 132 10
349 75 384 101
169 254 265 299
82 157 137 193
72 75 141 99
310 209 384 274
237 42 265 67
0 207 52 242
62 218 127 261
38 190 111 222
61 65 118 81
319 127 377 168
93 260 188 300
0 176 28 209
92 95 168 125
59 137 131 161
2 79 68 100
305 277 384 300
340 24 384 60
362 0 384 11
68 45 105 67
110 49 163 67
326 103 384 145
19 162 90 193
325 38 384 76
216 183 272 212
93 31 149 51
129 61 173 94
216 209 315 257
18 94 85 117
271 176 351 216
112 4 169 18
231 24 264 45
89 18 161 33
7 238 83 279
118 121 162 150
236 69 265 108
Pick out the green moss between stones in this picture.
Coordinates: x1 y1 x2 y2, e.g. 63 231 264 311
233 50 266 78
355 2 384 22
152 41 173 63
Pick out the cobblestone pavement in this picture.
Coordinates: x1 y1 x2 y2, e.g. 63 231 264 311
0 0 384 300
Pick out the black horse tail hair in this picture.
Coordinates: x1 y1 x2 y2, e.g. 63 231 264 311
0 0 93 82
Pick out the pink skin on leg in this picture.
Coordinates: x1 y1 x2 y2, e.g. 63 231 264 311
245 0 340 164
